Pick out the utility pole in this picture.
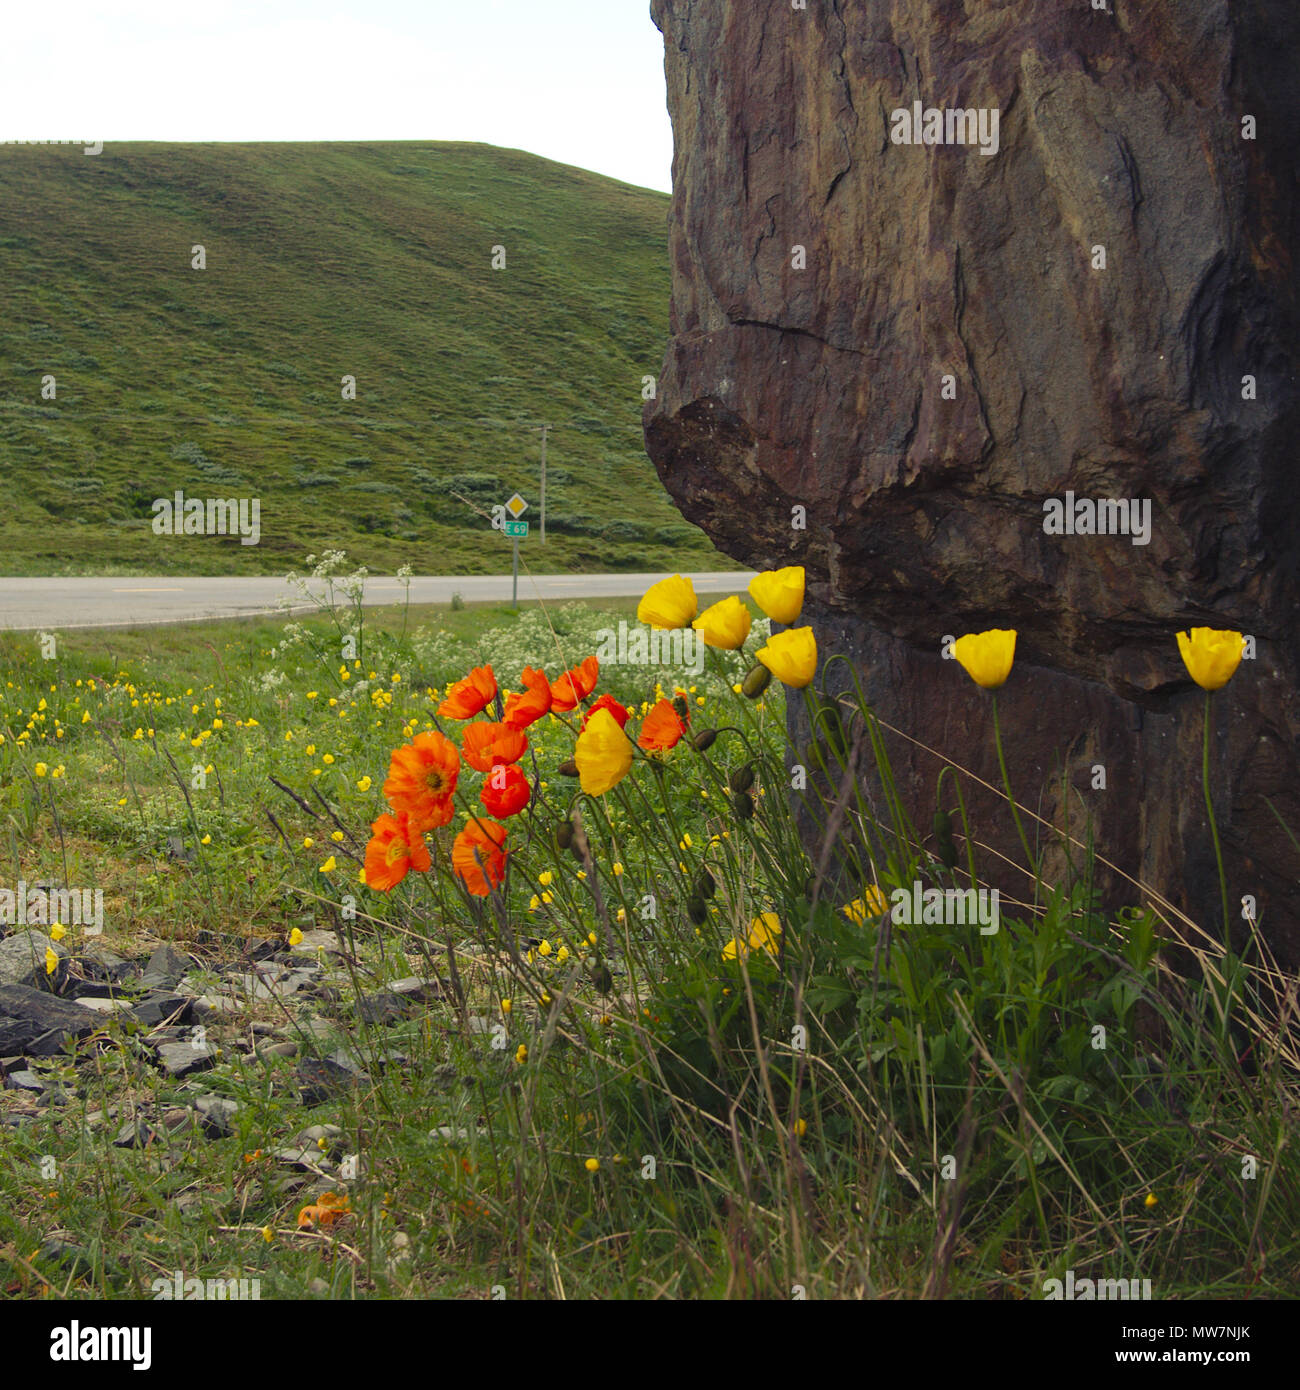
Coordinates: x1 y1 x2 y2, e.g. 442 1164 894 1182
536 423 549 544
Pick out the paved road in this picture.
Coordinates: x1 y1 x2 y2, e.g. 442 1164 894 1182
0 572 756 632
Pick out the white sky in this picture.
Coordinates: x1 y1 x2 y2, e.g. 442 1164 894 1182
0 0 674 193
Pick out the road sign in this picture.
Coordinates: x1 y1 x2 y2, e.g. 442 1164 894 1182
504 519 529 537
506 493 528 519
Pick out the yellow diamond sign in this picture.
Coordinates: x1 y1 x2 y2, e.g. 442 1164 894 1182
506 493 528 519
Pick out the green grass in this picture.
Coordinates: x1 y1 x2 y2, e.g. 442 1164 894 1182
1 582 1296 1301
0 140 731 576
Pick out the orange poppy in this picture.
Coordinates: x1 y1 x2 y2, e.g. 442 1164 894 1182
637 698 687 752
461 721 528 773
452 816 508 896
582 693 630 731
364 811 432 892
550 655 599 712
383 731 460 830
438 665 497 719
503 666 552 731
481 762 531 818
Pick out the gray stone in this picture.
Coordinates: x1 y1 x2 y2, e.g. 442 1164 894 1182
0 932 68 989
0 983 99 1054
297 1056 367 1104
192 994 241 1020
73 998 133 1015
133 993 192 1028
79 948 137 982
355 992 414 1025
153 1039 214 1078
296 1124 342 1145
140 943 192 990
389 977 444 1003
113 1118 160 1148
4 1069 45 1092
193 1095 240 1136
273 1145 335 1172
258 1041 299 1060
234 966 295 1000
290 930 347 956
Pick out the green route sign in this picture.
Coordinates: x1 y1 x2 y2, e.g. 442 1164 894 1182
503 519 529 537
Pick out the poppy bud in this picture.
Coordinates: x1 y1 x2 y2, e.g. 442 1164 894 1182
569 829 590 861
692 728 718 752
732 791 755 820
819 702 847 756
586 961 613 994
933 809 958 868
741 665 771 699
694 868 716 900
558 759 579 777
686 896 709 925
728 763 755 794
672 695 690 720
555 821 575 850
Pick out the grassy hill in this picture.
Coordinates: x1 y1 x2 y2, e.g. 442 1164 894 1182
0 141 728 576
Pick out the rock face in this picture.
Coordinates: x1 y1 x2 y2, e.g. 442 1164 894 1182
646 3 1300 961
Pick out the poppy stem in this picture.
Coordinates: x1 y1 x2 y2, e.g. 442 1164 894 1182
991 694 1037 897
1202 691 1231 946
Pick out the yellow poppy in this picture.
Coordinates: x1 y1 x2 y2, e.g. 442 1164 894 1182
1176 628 1243 692
692 595 752 649
637 574 698 630
574 707 634 796
756 628 817 688
951 629 1017 689
748 566 805 624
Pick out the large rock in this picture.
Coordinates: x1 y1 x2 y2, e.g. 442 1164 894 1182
646 2 1300 961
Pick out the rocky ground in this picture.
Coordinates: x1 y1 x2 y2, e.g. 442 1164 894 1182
0 924 475 1248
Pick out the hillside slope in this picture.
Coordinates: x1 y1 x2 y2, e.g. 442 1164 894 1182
0 141 727 575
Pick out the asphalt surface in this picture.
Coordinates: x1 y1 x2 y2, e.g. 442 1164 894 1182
0 572 756 632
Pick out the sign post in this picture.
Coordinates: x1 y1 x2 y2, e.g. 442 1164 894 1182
501 495 529 609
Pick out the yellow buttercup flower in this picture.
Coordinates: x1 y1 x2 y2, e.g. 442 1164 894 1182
842 886 889 924
584 1158 600 1172
748 566 805 624
637 574 698 630
574 707 634 796
319 856 337 873
515 1043 528 1065
756 628 817 688
951 629 1017 690
1176 628 1243 692
692 595 751 650
49 923 67 942
1144 1192 1158 1209
722 911 783 962
288 927 303 946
